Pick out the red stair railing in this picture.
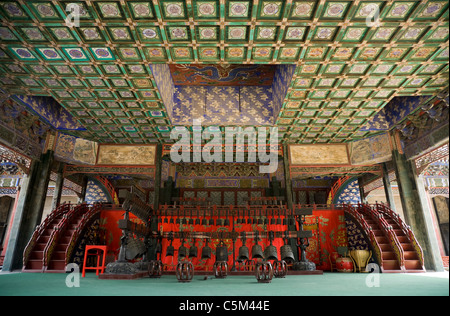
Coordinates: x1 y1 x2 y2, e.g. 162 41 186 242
375 202 425 270
342 204 384 269
358 203 405 272
43 203 89 271
22 202 72 269
65 203 103 266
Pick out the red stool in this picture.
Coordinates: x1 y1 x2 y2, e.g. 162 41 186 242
82 245 107 277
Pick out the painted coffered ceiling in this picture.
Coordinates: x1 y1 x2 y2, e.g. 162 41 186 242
0 0 448 145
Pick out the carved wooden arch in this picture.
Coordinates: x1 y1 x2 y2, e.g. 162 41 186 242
0 142 32 175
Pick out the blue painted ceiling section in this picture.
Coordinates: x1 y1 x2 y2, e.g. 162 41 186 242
150 64 295 126
11 94 86 131
360 95 433 131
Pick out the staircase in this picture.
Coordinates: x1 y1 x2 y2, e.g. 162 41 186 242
22 203 102 273
375 203 425 273
22 203 70 272
358 210 402 272
44 206 89 272
344 203 425 273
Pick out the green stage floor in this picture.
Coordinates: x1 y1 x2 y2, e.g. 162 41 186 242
0 271 448 297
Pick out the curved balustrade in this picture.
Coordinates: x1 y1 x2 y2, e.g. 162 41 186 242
375 203 425 270
65 203 103 266
22 202 72 268
326 176 351 204
341 204 384 269
357 203 405 272
43 204 88 270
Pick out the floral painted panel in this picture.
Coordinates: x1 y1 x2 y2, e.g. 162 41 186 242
12 95 85 131
360 95 433 131
85 179 111 204
172 85 274 125
333 178 362 204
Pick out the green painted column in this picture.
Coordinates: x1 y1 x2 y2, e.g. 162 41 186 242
358 177 367 203
283 144 293 210
382 162 397 212
51 162 64 211
77 175 88 203
390 131 444 271
153 143 162 210
147 143 163 261
2 150 55 271
283 144 298 261
1 171 34 271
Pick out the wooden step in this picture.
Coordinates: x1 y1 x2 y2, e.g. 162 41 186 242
52 251 66 261
59 236 72 244
37 235 51 243
67 224 78 230
47 260 66 271
393 229 405 236
405 260 423 270
404 251 419 260
401 243 415 251
34 243 47 251
55 243 68 252
372 229 384 237
64 229 76 236
375 236 389 244
25 259 43 270
30 251 44 260
383 259 401 270
380 243 392 251
396 235 409 243
382 251 396 260
43 228 54 236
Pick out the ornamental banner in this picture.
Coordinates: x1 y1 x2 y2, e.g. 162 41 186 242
301 210 348 271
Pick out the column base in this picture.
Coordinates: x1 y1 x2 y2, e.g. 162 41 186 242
293 261 316 271
105 261 138 275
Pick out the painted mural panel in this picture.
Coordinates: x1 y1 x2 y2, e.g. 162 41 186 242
290 144 349 165
303 210 349 271
73 137 98 165
54 133 98 165
349 133 392 165
168 64 276 86
97 144 156 165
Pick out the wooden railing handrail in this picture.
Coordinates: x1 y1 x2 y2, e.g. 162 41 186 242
65 203 103 265
22 202 72 268
358 203 405 271
342 204 384 268
43 204 88 269
375 202 424 269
